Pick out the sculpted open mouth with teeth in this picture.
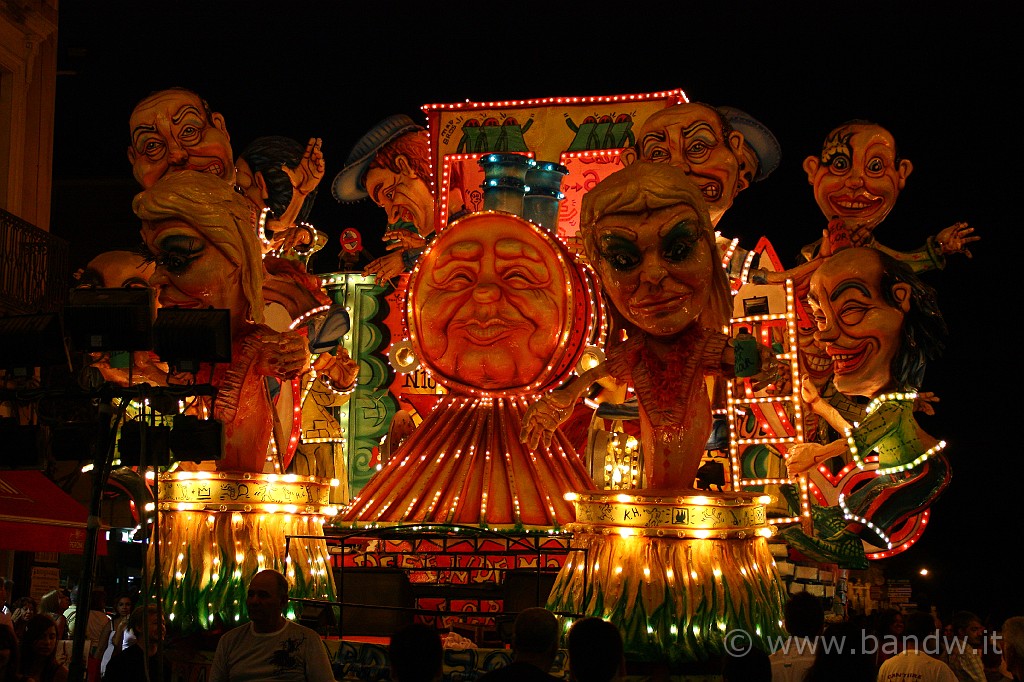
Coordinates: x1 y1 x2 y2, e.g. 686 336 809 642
699 181 722 202
826 341 869 376
800 343 834 382
829 192 882 214
182 160 225 177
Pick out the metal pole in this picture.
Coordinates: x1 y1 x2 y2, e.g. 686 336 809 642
67 400 124 682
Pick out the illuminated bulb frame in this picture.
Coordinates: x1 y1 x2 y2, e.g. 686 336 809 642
723 280 812 523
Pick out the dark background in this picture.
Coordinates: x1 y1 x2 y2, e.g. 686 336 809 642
51 1 1021 623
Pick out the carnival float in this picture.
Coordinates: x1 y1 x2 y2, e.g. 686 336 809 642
57 84 978 674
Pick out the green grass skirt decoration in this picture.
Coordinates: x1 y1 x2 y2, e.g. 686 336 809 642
148 509 336 634
546 531 786 665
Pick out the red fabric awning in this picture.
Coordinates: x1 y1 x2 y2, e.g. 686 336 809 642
0 470 107 555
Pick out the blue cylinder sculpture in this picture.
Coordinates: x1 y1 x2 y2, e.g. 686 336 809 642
523 161 569 232
478 153 535 216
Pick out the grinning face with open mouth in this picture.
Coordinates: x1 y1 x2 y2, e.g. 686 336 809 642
128 88 235 189
806 247 911 398
634 103 744 227
415 214 566 389
803 123 912 240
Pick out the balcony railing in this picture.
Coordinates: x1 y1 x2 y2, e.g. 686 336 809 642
0 208 69 314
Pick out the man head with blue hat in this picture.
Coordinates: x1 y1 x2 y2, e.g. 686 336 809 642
716 105 782 188
331 114 435 233
332 114 437 284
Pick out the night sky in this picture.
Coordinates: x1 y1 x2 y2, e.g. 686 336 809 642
50 1 1021 622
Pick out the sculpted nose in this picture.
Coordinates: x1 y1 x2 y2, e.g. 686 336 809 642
843 169 865 187
814 317 839 344
472 282 501 303
638 257 667 285
168 143 188 166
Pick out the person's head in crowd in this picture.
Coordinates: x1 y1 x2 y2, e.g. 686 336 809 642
114 594 134 622
803 620 877 682
388 622 442 682
567 617 624 682
1002 617 1024 681
874 608 905 639
721 645 771 682
783 591 825 638
13 597 36 624
18 614 62 680
512 607 561 672
902 610 941 647
244 569 290 633
38 592 64 619
127 604 165 645
952 610 985 648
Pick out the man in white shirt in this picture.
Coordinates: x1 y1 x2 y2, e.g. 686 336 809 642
770 590 824 682
878 610 958 682
210 569 335 682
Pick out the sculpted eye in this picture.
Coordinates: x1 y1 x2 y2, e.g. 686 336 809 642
601 250 641 272
829 154 851 172
866 157 885 174
156 252 196 274
642 144 670 162
502 268 543 289
838 303 869 326
435 268 476 290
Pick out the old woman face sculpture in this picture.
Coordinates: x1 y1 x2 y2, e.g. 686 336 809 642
409 212 571 392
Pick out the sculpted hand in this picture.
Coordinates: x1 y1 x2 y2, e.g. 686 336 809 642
786 443 823 476
282 137 325 197
270 225 316 254
520 390 576 449
913 391 939 416
363 251 406 286
847 221 874 247
751 352 791 394
318 346 359 391
255 331 310 380
800 373 823 411
936 221 979 258
384 229 427 251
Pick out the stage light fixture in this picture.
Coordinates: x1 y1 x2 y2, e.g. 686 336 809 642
64 287 154 352
169 414 224 462
0 417 44 469
153 308 231 373
117 420 171 467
